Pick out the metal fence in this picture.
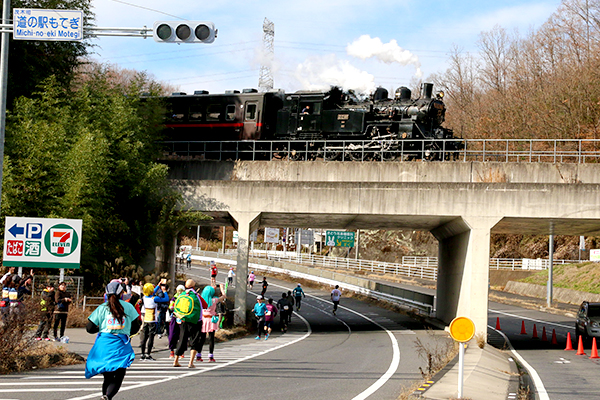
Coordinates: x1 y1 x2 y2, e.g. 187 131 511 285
244 251 584 280
161 138 600 163
32 275 84 306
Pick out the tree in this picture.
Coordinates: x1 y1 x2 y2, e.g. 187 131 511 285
1 66 183 287
1 0 94 107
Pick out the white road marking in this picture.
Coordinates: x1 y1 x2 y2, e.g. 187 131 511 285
489 308 573 330
489 325 549 400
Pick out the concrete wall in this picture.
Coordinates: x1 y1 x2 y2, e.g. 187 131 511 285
165 160 600 184
505 281 600 305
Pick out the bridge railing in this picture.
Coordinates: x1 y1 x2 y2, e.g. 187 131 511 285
211 249 584 280
160 138 600 163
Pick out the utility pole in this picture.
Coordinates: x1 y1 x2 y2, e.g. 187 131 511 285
258 17 274 92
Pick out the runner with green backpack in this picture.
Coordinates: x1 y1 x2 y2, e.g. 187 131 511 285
172 279 203 368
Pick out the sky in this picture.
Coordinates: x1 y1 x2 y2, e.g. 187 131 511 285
90 0 563 95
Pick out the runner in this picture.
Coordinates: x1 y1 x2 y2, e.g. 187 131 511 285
253 295 267 340
264 298 278 340
292 284 305 311
247 271 256 289
210 261 218 284
331 285 342 315
85 281 141 400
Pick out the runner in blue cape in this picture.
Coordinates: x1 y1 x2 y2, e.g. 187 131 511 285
85 281 142 400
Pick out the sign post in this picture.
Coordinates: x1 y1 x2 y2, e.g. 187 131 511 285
448 316 476 399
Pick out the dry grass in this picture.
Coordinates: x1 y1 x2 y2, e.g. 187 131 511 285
475 332 486 349
67 306 92 328
0 300 84 374
414 329 458 379
520 262 600 294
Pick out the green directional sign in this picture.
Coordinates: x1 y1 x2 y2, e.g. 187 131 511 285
325 230 355 248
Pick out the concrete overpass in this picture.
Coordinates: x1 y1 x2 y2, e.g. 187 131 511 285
166 160 600 336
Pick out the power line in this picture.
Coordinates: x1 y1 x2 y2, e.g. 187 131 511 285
109 0 186 20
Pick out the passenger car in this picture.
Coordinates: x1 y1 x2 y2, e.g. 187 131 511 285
575 301 600 342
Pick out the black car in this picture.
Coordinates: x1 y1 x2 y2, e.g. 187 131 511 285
575 301 600 342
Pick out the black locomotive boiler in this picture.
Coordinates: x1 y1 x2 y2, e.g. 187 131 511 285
159 82 463 161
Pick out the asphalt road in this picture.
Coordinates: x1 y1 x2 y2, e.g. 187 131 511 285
0 265 452 400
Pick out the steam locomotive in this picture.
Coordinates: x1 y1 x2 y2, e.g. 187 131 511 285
159 82 463 161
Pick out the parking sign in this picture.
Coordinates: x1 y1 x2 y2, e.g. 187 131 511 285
3 216 82 269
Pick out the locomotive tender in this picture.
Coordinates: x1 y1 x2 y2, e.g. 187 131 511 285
160 82 463 161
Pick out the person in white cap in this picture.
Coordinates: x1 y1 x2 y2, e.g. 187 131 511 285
253 295 267 340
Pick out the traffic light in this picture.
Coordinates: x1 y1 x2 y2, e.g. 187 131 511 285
153 21 217 43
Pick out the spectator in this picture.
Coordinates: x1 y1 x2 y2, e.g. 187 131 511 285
0 276 13 321
264 298 278 340
253 295 267 340
35 282 55 340
85 281 141 400
53 281 72 341
16 275 32 305
173 279 203 368
277 292 291 333
0 267 15 285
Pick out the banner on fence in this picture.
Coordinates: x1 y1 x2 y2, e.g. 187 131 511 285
591 249 600 261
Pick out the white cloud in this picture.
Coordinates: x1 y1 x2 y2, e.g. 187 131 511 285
293 55 376 94
346 35 422 78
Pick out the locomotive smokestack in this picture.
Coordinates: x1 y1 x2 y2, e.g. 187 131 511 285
422 83 433 99
397 87 411 101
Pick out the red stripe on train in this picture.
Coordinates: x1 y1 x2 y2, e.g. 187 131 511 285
165 123 263 128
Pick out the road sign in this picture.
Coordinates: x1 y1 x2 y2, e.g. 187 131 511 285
448 316 475 342
3 216 82 269
233 231 239 243
13 9 83 41
325 230 355 248
264 228 279 244
295 229 315 246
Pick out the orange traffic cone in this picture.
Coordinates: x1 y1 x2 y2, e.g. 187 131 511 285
532 324 539 339
520 321 527 335
551 329 558 345
576 335 586 355
565 332 574 350
495 317 501 330
541 326 547 341
590 338 600 359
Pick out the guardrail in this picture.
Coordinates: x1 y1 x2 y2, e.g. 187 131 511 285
213 249 584 278
160 138 600 163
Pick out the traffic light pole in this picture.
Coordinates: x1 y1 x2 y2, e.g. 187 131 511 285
0 0 11 212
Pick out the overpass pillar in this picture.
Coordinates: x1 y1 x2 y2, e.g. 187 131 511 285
230 212 261 326
431 216 500 338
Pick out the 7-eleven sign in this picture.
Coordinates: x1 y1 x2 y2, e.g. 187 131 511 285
50 228 73 255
